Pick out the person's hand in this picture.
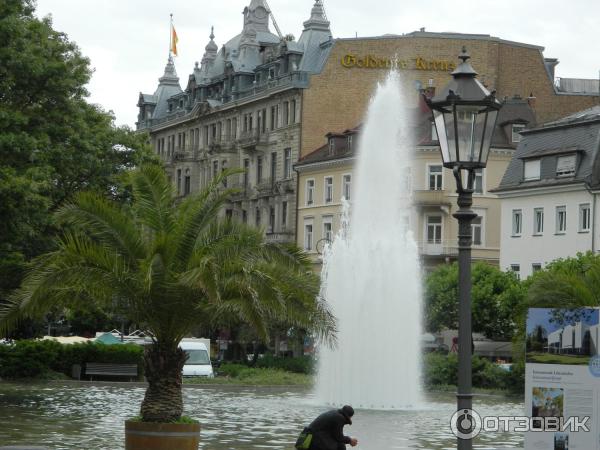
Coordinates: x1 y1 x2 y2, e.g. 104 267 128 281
350 437 358 447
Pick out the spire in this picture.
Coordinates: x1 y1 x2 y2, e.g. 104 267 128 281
243 0 270 33
200 27 218 75
205 26 218 53
303 0 330 31
159 55 180 85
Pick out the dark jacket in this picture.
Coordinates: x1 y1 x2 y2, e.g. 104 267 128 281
308 409 352 450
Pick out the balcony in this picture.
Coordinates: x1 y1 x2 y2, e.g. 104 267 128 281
255 178 275 197
229 183 251 202
237 131 270 151
208 141 237 154
413 190 452 207
275 178 295 194
417 240 458 257
265 231 294 244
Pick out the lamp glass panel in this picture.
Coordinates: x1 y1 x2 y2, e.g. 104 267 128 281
455 105 486 164
478 109 498 165
433 110 450 163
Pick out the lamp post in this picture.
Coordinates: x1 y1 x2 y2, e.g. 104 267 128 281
426 47 502 450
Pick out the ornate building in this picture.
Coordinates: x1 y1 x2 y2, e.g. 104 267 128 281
136 0 333 243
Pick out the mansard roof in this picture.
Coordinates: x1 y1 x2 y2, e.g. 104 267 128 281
496 106 600 192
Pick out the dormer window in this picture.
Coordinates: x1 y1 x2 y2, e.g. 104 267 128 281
512 124 526 142
328 139 335 155
524 159 541 181
556 154 576 177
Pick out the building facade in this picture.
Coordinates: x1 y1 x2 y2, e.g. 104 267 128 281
296 97 536 269
136 3 599 252
496 106 600 279
136 0 333 243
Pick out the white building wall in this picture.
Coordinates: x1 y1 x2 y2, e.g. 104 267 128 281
499 188 595 278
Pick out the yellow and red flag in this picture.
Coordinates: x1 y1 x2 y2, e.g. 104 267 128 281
171 23 179 56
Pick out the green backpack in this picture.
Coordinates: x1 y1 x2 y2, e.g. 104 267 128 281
295 427 313 449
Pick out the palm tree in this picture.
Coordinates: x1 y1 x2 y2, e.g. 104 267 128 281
0 164 335 422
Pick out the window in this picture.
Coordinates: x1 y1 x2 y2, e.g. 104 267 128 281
242 209 247 224
269 207 275 232
281 202 288 229
557 155 576 177
221 160 228 187
232 118 237 139
177 169 182 195
284 148 292 179
347 135 353 151
431 121 438 141
474 169 484 194
428 165 443 190
256 156 263 183
472 215 483 246
184 169 191 195
512 209 522 236
270 152 277 181
556 206 567 233
212 161 218 179
524 159 540 181
304 221 313 250
306 179 315 205
255 207 261 227
324 177 333 203
512 124 525 142
342 174 352 201
510 264 521 280
261 109 267 133
534 208 544 235
323 216 333 242
426 215 442 244
328 139 335 156
283 101 289 125
579 203 591 232
290 100 296 123
270 105 278 129
532 263 542 274
243 159 250 187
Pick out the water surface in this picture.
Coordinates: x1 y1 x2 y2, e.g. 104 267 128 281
0 382 523 449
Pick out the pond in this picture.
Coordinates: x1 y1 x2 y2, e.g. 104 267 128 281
0 382 524 449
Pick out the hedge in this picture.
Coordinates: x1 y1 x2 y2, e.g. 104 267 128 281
0 339 143 379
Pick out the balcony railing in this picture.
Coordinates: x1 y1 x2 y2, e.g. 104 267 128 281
417 240 459 257
265 231 294 244
413 190 452 207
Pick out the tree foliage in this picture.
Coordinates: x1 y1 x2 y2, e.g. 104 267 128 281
0 165 335 421
424 262 525 340
0 0 153 323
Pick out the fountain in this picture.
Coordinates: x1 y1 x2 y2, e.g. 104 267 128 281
316 71 422 409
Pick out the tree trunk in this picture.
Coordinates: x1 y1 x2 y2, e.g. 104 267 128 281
140 342 187 422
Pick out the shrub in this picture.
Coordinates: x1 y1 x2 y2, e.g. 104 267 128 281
217 363 247 378
255 354 315 374
0 339 144 379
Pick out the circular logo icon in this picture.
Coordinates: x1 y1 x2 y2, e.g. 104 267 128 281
450 408 482 439
589 355 600 377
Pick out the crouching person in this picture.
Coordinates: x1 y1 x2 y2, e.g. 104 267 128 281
308 405 358 449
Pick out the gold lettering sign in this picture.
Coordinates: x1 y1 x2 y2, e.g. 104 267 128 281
341 54 456 72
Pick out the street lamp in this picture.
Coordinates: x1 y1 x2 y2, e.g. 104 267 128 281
426 47 502 450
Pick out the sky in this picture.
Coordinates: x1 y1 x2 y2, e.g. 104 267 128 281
526 308 599 334
34 0 600 128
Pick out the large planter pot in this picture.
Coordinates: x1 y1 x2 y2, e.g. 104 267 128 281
125 420 200 450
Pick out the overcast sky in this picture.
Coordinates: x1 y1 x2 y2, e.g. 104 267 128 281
35 0 600 127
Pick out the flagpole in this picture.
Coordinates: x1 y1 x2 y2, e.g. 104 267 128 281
169 13 173 59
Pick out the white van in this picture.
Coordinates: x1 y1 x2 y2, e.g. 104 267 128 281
179 340 214 378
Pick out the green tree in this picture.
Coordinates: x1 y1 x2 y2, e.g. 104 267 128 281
0 0 153 326
424 262 525 340
0 165 334 422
